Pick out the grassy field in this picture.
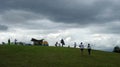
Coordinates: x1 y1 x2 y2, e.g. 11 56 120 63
0 45 119 67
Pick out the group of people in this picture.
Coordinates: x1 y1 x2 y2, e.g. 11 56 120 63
7 38 92 55
55 39 65 47
79 42 91 55
73 42 92 55
7 38 17 45
55 39 92 55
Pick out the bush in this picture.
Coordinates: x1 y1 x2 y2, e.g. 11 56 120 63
113 46 120 53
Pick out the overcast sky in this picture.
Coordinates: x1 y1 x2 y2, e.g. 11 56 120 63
0 0 120 51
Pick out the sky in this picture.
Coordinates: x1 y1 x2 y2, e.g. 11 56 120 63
0 0 120 51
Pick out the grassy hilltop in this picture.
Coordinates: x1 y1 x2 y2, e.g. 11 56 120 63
0 45 119 67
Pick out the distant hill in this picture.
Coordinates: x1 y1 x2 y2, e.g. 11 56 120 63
0 45 119 67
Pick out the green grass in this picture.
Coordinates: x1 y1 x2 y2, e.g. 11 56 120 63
0 45 119 67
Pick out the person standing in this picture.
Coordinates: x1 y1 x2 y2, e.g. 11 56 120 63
14 39 17 45
74 42 77 48
8 39 10 45
68 45 70 48
79 42 84 55
59 43 61 47
87 43 91 55
55 42 58 47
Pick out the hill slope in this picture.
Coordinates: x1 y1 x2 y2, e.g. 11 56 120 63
0 45 119 67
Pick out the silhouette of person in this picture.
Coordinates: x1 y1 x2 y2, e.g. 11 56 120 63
68 45 70 48
60 39 65 47
2 42 5 45
14 39 17 45
74 42 77 48
87 43 91 55
79 42 84 55
8 39 10 45
59 43 61 47
55 42 58 47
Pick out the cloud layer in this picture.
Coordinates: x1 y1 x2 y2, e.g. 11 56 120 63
0 24 8 31
1 1 120 22
0 0 120 51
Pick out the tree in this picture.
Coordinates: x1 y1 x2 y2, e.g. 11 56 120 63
60 39 65 47
113 46 120 53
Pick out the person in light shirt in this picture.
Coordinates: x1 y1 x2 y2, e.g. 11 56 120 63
79 42 84 55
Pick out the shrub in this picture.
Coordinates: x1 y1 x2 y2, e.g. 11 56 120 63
113 46 120 53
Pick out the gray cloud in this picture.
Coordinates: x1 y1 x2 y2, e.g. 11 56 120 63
0 0 120 34
0 24 8 31
0 10 42 24
90 22 120 34
0 0 120 25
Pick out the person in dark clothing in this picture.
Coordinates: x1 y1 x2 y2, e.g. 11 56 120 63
8 39 10 45
2 42 5 45
14 39 17 45
55 42 58 47
74 42 77 48
87 43 91 55
60 39 65 47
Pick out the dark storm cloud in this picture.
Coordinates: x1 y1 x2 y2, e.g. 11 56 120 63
0 0 120 34
0 10 42 24
0 0 120 25
0 24 8 31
